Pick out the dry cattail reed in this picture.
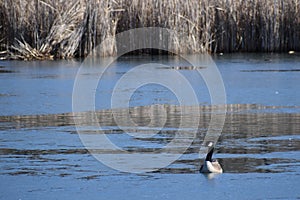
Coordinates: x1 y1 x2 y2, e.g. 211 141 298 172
0 0 299 60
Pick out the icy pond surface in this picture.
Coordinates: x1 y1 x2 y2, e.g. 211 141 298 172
0 54 300 199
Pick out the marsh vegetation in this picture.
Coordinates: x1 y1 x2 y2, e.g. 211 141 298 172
0 0 299 60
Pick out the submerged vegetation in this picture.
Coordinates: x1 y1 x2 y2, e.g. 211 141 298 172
0 0 299 60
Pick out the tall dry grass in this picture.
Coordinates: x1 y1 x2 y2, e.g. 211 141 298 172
0 0 299 60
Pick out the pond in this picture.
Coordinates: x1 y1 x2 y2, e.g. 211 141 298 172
0 53 299 199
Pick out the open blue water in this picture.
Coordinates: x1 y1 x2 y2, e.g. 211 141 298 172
0 53 300 199
1 53 299 116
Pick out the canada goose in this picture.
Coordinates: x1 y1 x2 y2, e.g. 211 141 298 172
200 147 223 173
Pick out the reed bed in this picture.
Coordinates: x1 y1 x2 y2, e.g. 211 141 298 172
0 0 299 60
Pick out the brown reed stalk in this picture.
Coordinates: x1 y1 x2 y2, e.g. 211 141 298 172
0 0 299 60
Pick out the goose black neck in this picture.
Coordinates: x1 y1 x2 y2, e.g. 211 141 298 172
205 147 214 161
